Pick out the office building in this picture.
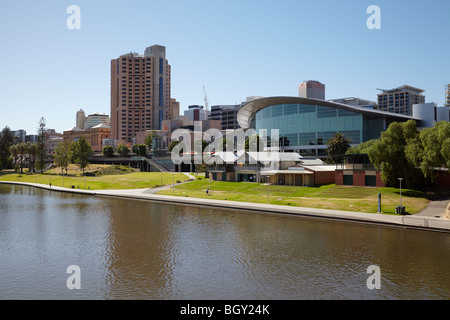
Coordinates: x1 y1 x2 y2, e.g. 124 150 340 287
170 98 180 118
377 85 425 116
12 130 26 143
76 109 86 129
298 80 325 100
210 105 242 130
84 112 111 129
184 105 210 121
446 84 450 107
111 45 176 144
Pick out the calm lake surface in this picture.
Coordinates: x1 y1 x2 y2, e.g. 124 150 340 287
0 184 449 300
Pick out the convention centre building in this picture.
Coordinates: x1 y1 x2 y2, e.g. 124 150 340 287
237 96 424 157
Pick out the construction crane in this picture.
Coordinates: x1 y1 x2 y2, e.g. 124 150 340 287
203 85 210 111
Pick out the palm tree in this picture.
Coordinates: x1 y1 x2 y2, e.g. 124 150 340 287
327 133 351 163
26 142 38 173
9 144 18 165
16 142 28 174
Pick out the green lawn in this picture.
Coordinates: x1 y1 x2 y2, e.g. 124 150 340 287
0 166 430 215
0 171 191 190
156 180 430 215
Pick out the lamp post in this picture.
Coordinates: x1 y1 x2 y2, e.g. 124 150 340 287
395 177 406 215
398 178 403 207
173 173 175 196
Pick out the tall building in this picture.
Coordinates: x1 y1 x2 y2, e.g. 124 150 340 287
377 85 425 116
298 80 325 100
12 130 26 143
445 84 450 107
170 98 180 118
210 105 242 130
76 109 86 129
111 45 174 143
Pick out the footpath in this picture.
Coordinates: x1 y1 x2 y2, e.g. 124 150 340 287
1 181 450 233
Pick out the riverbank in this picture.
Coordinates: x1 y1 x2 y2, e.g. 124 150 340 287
1 180 449 233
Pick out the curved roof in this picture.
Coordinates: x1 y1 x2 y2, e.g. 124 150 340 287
237 96 417 129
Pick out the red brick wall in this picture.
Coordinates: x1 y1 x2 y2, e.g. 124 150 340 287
335 171 344 185
314 171 335 185
353 170 365 186
376 172 385 187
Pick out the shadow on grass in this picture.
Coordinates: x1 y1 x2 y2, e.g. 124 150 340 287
396 187 450 201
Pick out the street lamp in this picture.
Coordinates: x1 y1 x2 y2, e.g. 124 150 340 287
396 177 405 215
398 178 403 207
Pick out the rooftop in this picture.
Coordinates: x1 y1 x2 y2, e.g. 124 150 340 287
377 85 425 94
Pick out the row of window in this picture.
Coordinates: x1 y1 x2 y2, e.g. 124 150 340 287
277 130 362 147
256 104 362 120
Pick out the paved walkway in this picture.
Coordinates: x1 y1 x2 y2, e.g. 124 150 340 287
1 181 449 232
416 199 450 218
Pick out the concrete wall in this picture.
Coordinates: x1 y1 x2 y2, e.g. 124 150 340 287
413 103 437 127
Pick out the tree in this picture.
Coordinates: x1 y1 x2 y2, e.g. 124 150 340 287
116 143 129 157
16 142 28 174
144 130 159 154
168 140 181 152
346 139 377 155
218 137 233 152
71 137 93 175
132 144 147 156
405 121 450 181
36 117 47 173
327 133 351 162
245 135 264 151
54 140 72 175
102 145 114 158
0 126 13 170
9 144 18 165
26 141 38 173
368 120 419 187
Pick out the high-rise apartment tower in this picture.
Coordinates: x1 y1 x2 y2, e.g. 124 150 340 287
377 85 425 116
111 45 175 143
76 109 85 129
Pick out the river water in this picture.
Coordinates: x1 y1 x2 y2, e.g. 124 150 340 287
0 184 449 300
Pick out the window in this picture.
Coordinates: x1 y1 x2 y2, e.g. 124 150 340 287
317 106 337 118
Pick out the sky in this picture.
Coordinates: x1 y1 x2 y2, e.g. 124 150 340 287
1 0 449 134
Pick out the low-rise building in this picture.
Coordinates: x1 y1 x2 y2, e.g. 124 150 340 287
63 124 111 152
207 151 335 186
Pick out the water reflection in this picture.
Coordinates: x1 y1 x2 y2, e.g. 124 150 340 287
0 184 449 300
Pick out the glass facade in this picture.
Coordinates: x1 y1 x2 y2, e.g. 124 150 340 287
250 103 386 156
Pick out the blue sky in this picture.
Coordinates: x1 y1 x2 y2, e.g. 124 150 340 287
1 0 449 134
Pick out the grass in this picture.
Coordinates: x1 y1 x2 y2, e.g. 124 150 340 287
0 164 430 215
156 180 430 215
0 166 190 190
